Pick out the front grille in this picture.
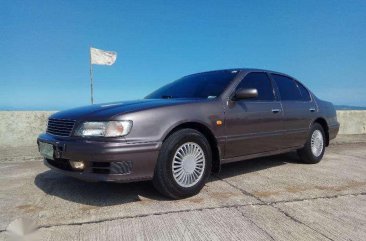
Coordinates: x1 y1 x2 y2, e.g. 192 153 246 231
110 161 133 174
91 161 133 175
46 118 76 137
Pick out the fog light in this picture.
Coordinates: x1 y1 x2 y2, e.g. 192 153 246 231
70 161 85 170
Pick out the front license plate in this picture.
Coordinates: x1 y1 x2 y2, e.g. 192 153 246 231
39 142 54 160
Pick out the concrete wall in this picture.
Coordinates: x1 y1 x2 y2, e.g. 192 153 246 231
0 110 365 148
336 110 366 135
0 111 55 148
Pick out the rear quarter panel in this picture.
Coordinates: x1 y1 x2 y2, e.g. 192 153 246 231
314 96 340 140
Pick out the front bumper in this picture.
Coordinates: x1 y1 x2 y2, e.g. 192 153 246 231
37 133 162 183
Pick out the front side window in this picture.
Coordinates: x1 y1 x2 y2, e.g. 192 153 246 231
236 72 274 101
271 74 302 101
145 71 237 99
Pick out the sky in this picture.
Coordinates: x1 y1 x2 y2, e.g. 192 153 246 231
1 0 366 110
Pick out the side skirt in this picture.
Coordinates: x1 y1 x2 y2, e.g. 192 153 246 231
220 146 303 165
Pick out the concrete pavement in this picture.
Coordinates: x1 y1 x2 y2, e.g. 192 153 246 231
0 139 365 240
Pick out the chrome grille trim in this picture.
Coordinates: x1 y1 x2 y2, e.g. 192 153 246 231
46 118 76 137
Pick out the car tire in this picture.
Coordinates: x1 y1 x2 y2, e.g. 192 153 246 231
297 123 326 164
153 128 212 199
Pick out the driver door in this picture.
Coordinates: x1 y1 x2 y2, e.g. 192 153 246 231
224 72 284 159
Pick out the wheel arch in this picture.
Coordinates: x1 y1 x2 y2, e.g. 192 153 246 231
163 122 221 173
311 117 329 146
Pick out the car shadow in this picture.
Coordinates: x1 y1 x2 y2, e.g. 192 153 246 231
34 151 302 206
34 171 167 206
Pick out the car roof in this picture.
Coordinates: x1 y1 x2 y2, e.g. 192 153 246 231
191 68 295 79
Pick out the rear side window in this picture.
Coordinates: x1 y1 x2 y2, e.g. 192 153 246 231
296 81 311 101
237 72 274 101
271 74 302 101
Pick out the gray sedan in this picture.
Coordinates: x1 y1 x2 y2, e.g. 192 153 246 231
37 69 339 199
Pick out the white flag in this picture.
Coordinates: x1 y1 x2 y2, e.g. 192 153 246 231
90 47 117 65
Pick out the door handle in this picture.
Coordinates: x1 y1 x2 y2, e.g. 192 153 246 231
309 108 316 112
272 108 281 113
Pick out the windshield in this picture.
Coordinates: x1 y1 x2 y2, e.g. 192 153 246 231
145 71 238 99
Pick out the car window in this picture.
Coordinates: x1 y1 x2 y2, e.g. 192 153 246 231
145 71 237 99
236 72 274 101
296 81 311 101
271 74 302 101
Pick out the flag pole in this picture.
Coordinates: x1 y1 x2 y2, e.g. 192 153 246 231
89 46 94 104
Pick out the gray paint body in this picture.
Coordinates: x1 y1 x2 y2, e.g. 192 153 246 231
37 69 340 182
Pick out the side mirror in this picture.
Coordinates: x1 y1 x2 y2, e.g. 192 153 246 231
233 88 258 100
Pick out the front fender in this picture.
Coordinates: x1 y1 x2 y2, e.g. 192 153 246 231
119 100 225 144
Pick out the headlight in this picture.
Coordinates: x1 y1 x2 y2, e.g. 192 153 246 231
74 121 132 137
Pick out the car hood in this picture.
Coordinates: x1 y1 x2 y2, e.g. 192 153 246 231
50 99 205 120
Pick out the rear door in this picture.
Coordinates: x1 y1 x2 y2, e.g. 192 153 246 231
270 74 317 148
224 72 284 158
